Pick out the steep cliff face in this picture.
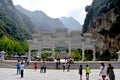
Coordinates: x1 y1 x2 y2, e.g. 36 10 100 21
83 0 120 54
88 8 120 54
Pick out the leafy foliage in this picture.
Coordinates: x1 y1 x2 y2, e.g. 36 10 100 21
0 35 28 55
41 53 52 60
70 49 82 61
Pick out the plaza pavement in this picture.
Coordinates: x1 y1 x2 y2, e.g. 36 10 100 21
0 68 120 80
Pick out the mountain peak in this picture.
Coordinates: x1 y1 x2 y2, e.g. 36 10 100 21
60 17 82 31
0 0 14 11
16 5 66 32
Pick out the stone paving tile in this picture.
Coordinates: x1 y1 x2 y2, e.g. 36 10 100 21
0 68 119 80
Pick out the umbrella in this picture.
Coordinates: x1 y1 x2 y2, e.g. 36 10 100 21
13 55 19 58
0 51 5 54
20 55 27 58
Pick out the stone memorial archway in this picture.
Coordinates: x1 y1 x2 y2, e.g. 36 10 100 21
27 28 96 61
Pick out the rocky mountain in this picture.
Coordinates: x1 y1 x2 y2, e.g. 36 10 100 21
0 0 37 41
60 17 82 31
15 5 66 32
82 0 120 58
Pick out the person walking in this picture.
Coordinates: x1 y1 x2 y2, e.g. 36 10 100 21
67 62 70 72
25 58 29 66
34 61 38 71
79 65 83 80
63 63 66 72
16 60 21 75
99 63 107 80
85 65 91 80
40 61 47 73
56 61 59 69
107 63 115 80
20 62 25 78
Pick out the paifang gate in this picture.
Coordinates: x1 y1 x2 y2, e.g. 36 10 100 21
27 28 96 61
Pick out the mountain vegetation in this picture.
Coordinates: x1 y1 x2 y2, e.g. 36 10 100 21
0 0 36 41
0 0 36 55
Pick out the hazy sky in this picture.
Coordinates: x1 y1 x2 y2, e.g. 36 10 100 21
12 0 92 25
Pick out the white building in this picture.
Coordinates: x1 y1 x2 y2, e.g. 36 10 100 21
27 28 96 61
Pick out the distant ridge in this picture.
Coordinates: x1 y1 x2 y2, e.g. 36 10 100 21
60 17 82 31
16 5 66 32
16 5 82 32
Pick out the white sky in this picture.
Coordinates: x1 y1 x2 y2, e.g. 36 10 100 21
12 0 92 25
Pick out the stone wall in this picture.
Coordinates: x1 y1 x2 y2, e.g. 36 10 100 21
0 61 120 69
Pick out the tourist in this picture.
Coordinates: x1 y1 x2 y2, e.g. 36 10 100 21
56 60 59 69
79 65 83 80
0 53 2 61
85 65 91 80
67 62 70 72
57 58 61 69
107 63 115 80
63 63 66 72
40 61 47 73
99 63 107 80
16 60 21 75
34 61 38 71
25 58 29 66
20 62 25 78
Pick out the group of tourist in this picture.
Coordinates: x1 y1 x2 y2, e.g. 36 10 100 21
79 65 91 80
16 60 47 78
55 57 73 72
16 59 115 80
16 60 25 78
33 61 47 73
78 62 115 80
99 63 115 80
62 61 71 72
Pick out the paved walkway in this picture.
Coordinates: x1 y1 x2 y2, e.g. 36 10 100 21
0 68 119 80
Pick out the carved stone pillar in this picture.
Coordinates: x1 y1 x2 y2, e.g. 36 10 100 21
92 48 96 61
68 39 71 57
28 47 31 61
52 40 55 57
38 42 42 58
82 43 85 61
118 52 120 61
